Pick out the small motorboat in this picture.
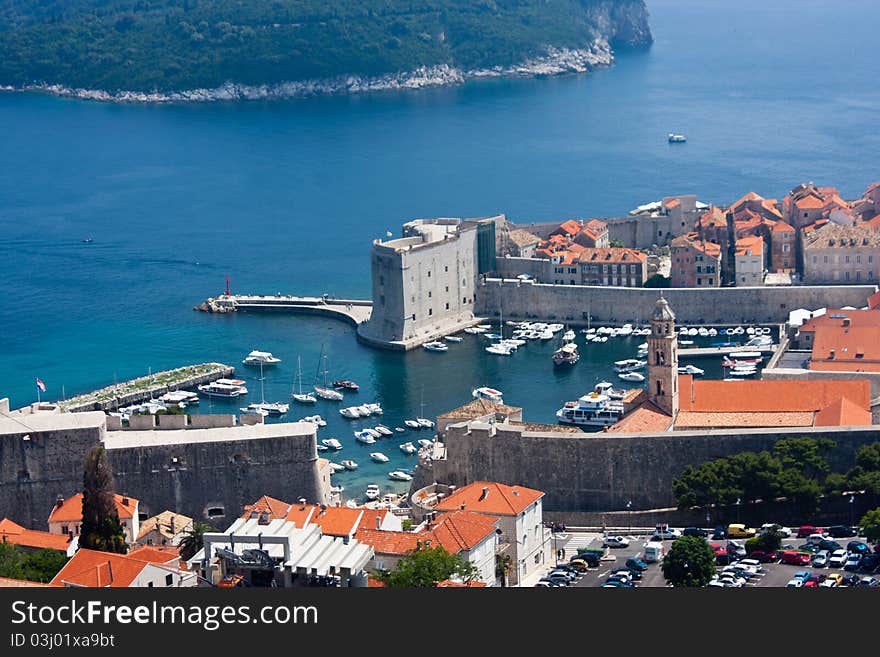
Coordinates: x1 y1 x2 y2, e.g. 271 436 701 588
463 327 486 334
399 442 417 454
363 428 382 439
322 438 343 450
618 372 646 383
678 364 705 376
423 341 449 352
370 452 390 463
340 406 361 419
328 462 346 473
668 133 687 143
365 484 381 501
444 335 464 343
486 343 514 356
240 406 269 417
300 414 327 427
82 237 94 243
355 430 377 444
404 419 421 429
472 386 504 404
483 333 503 340
317 444 328 451
678 340 695 346
388 470 413 482
356 404 373 416
394 426 406 433
594 381 627 399
366 403 383 415
476 324 492 330
614 359 646 373
314 385 344 401
243 350 282 366
417 439 433 448
332 379 359 391
374 425 393 436
552 342 579 366
416 418 435 429
341 459 359 471
330 485 345 494
562 329 576 342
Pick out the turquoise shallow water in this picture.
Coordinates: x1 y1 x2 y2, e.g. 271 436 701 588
0 0 877 499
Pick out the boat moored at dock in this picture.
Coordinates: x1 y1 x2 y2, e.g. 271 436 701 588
198 378 248 398
556 392 624 427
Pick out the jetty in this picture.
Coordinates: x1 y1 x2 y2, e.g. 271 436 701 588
196 293 372 327
58 363 235 413
678 345 776 358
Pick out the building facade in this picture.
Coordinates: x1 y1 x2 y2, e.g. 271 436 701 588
735 236 765 286
803 223 880 284
578 248 648 287
670 233 722 287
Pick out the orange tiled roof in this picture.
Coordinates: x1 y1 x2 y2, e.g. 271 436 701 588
809 325 880 373
0 576 50 587
556 220 582 236
436 579 488 587
242 495 291 520
730 191 763 210
606 401 673 433
356 509 390 532
0 518 72 551
665 198 681 209
434 481 543 516
674 411 816 429
309 506 363 537
735 235 764 256
358 510 497 556
795 195 826 210
677 375 870 414
771 220 795 233
50 549 165 588
697 207 727 229
863 214 880 230
762 200 783 218
814 397 872 427
585 219 607 232
577 247 646 264
48 493 137 524
126 545 180 564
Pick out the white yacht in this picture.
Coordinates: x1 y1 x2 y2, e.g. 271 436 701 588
416 418 435 429
678 364 705 376
374 425 393 436
365 484 381 501
314 349 344 401
618 372 646 383
744 335 774 347
417 439 433 448
423 341 449 352
363 428 382 439
562 329 576 342
339 406 361 419
240 406 269 417
614 359 647 373
341 460 359 471
472 387 504 404
668 133 687 143
300 414 327 427
366 403 383 415
322 438 343 450
158 390 200 406
291 356 317 404
404 419 421 429
594 381 627 400
486 343 514 356
552 342 579 366
388 471 413 482
198 379 248 398
243 350 282 366
356 404 373 416
548 323 565 333
246 401 289 416
556 392 625 427
328 462 346 473
399 442 417 454
444 335 464 343
370 452 390 463
463 327 486 334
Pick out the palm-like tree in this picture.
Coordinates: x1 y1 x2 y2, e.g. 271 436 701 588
178 522 214 561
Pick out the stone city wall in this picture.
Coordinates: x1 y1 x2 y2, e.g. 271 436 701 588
474 278 875 326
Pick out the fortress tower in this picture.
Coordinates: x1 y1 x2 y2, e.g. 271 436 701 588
647 295 679 418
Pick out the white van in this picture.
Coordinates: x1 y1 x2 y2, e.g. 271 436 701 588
643 541 666 563
808 533 825 546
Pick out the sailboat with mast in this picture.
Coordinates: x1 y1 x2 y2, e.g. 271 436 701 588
291 355 317 404
241 361 289 416
314 346 344 401
485 292 516 355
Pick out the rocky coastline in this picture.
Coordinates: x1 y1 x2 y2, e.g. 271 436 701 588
0 42 615 104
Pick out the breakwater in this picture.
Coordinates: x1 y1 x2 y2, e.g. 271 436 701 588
58 363 234 412
196 294 372 326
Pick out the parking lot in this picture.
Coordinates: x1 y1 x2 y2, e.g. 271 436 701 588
535 528 878 588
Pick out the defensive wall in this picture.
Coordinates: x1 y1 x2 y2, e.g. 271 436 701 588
0 401 327 531
430 421 880 512
474 278 875 326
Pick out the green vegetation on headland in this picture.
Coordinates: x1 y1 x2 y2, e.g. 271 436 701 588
0 0 651 93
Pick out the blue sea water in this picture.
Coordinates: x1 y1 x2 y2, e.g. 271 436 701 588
1 0 878 497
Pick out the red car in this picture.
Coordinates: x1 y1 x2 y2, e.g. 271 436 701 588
780 550 811 566
797 526 817 538
803 579 819 588
749 550 780 563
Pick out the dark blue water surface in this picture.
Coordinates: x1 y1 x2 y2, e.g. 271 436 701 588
1 0 878 496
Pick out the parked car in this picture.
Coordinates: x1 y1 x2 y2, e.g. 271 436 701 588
842 574 861 587
602 579 633 588
717 573 746 588
603 535 630 549
818 539 842 552
781 550 811 566
803 579 819 588
727 524 756 539
625 557 649 572
749 550 780 563
534 581 554 587
726 541 747 558
735 558 763 572
847 541 870 556
793 570 812 581
652 527 682 541
843 554 862 571
568 560 591 573
572 551 601 567
549 569 578 582
682 527 708 538
823 572 844 587
858 553 880 572
785 578 804 588
811 551 830 568
541 574 570 586
857 577 879 588
829 549 849 568
759 523 792 538
711 526 727 540
797 525 818 538
827 525 858 538
609 568 635 581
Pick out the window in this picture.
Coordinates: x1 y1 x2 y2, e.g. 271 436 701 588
696 265 702 273
845 271 850 281
824 255 828 264
869 255 874 263
428 308 432 316
869 271 875 279
445 286 449 292
656 380 663 396
165 574 173 586
412 313 416 320
857 255 862 263
813 256 817 264
444 265 448 272
783 244 790 252
463 297 467 304
697 278 702 285
445 302 449 310
148 582 154 588
427 270 431 277
857 271 861 281
428 291 431 298
846 255 850 263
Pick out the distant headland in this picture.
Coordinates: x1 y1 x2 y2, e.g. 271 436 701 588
0 0 651 103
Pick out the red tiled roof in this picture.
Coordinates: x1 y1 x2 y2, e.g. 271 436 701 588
126 545 180 564
674 411 816 429
606 401 673 433
356 509 390 532
48 493 137 524
242 495 291 520
735 235 763 256
577 247 646 264
556 220 582 236
665 198 681 209
436 579 488 587
771 220 795 233
0 518 72 551
677 375 870 414
795 195 826 209
585 219 607 232
358 511 497 556
813 397 872 427
309 506 363 537
50 549 167 588
434 481 544 516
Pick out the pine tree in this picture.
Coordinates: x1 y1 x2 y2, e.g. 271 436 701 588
79 447 127 554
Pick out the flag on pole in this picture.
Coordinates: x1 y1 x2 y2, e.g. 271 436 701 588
36 378 46 392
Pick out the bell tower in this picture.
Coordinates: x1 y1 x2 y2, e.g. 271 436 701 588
647 294 678 418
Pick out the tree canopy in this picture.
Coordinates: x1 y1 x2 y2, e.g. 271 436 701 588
0 543 68 583
372 543 479 588
178 521 214 561
79 447 127 554
660 536 716 587
0 1 650 92
860 507 880 544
